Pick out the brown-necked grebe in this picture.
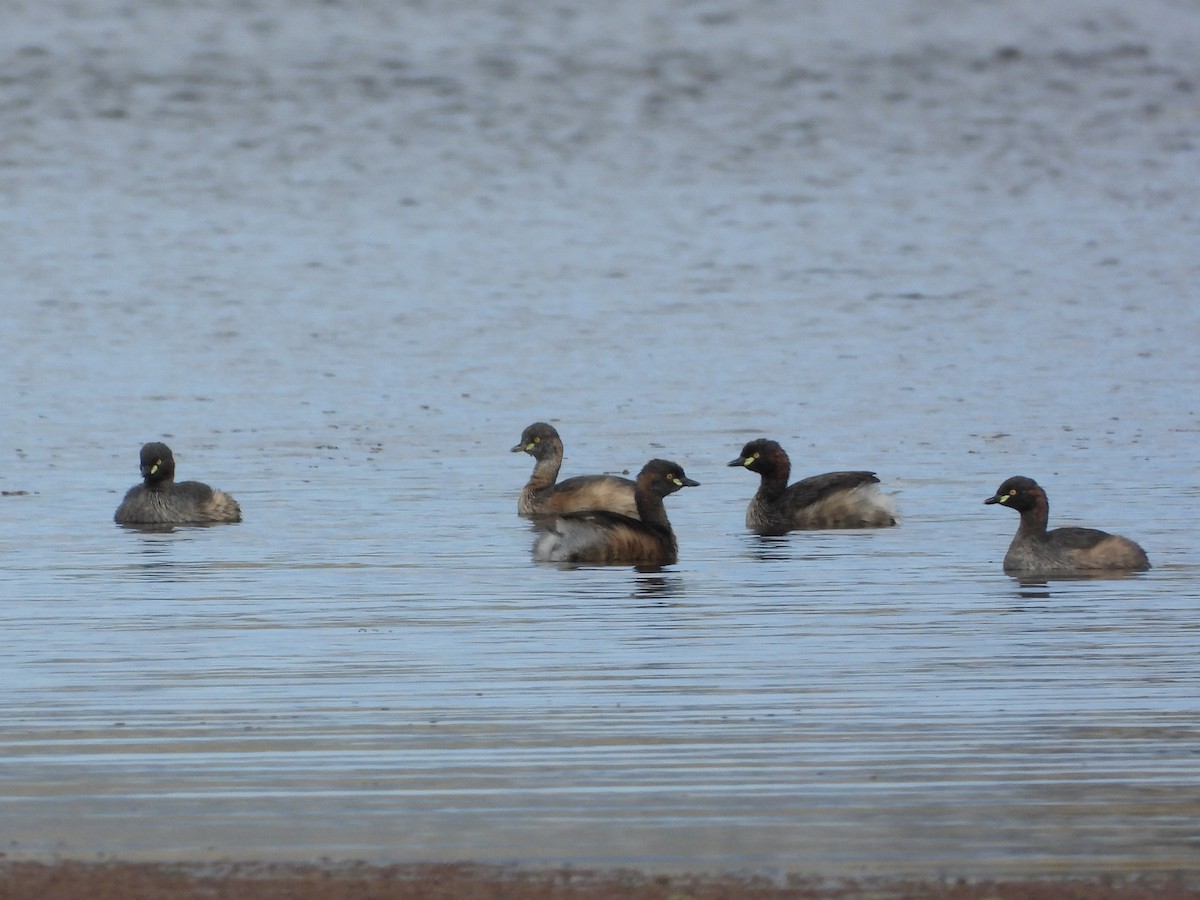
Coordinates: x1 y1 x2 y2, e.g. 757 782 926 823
984 475 1149 575
728 438 896 535
533 458 698 565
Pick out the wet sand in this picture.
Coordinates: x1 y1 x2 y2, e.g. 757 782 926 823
2 861 1198 900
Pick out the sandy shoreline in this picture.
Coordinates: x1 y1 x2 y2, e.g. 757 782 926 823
2 861 1199 900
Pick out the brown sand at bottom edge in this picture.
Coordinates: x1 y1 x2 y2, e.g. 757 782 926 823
1 862 1198 900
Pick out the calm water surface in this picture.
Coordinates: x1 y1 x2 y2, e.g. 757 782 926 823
2 0 1199 879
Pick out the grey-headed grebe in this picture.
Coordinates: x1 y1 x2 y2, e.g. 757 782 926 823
114 442 241 525
512 422 637 518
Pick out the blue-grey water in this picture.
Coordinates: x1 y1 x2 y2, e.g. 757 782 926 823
2 0 1198 880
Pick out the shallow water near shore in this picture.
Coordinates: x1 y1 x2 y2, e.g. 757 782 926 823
2 0 1199 880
